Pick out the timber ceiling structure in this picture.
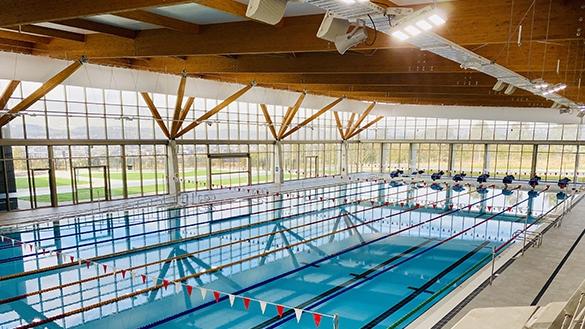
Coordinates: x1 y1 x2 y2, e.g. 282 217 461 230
0 0 584 108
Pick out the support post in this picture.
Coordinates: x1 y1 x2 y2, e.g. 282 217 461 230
483 143 490 174
120 145 128 199
340 141 349 178
167 140 180 196
47 145 58 207
409 143 418 174
530 144 538 178
447 143 455 176
274 141 284 185
380 142 387 173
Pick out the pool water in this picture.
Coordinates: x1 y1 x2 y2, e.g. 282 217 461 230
0 180 563 329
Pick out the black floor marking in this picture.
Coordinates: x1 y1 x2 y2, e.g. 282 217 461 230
360 241 490 329
407 286 435 294
300 262 320 268
531 225 585 305
251 239 433 329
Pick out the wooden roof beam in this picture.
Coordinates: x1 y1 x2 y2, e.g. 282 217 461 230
54 19 137 39
175 96 195 136
332 111 345 140
170 74 187 138
141 92 171 139
0 60 82 128
191 0 247 18
0 37 34 53
346 116 384 140
278 92 306 139
0 30 51 44
344 113 356 138
346 102 376 137
5 25 85 42
281 97 344 140
113 10 199 34
260 104 278 140
0 81 20 111
0 0 192 27
175 84 253 138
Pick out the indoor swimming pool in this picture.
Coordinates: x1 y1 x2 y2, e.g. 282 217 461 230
0 178 570 329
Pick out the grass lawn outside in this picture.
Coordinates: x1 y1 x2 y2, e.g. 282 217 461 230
15 176 74 189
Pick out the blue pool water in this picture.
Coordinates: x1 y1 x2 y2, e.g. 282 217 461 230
0 180 565 329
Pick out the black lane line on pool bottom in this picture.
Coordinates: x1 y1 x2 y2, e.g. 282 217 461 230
249 239 434 329
359 241 490 329
531 224 585 306
407 286 435 294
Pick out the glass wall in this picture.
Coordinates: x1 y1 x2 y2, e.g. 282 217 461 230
282 143 340 180
2 78 585 212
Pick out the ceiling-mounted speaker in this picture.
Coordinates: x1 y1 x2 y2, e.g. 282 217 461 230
492 80 506 92
335 27 368 55
504 84 516 95
246 0 288 25
317 12 350 43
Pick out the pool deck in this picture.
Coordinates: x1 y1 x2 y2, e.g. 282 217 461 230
431 195 585 328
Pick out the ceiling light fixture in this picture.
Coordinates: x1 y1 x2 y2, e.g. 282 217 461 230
542 83 567 96
390 7 447 42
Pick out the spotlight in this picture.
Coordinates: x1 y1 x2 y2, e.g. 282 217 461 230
390 7 447 42
335 25 368 55
492 80 506 92
246 0 288 25
504 84 516 95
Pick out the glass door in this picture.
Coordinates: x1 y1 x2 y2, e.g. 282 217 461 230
29 168 51 208
304 156 319 179
73 166 108 204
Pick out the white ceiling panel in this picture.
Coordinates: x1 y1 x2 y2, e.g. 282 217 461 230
149 3 246 24
85 15 159 30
